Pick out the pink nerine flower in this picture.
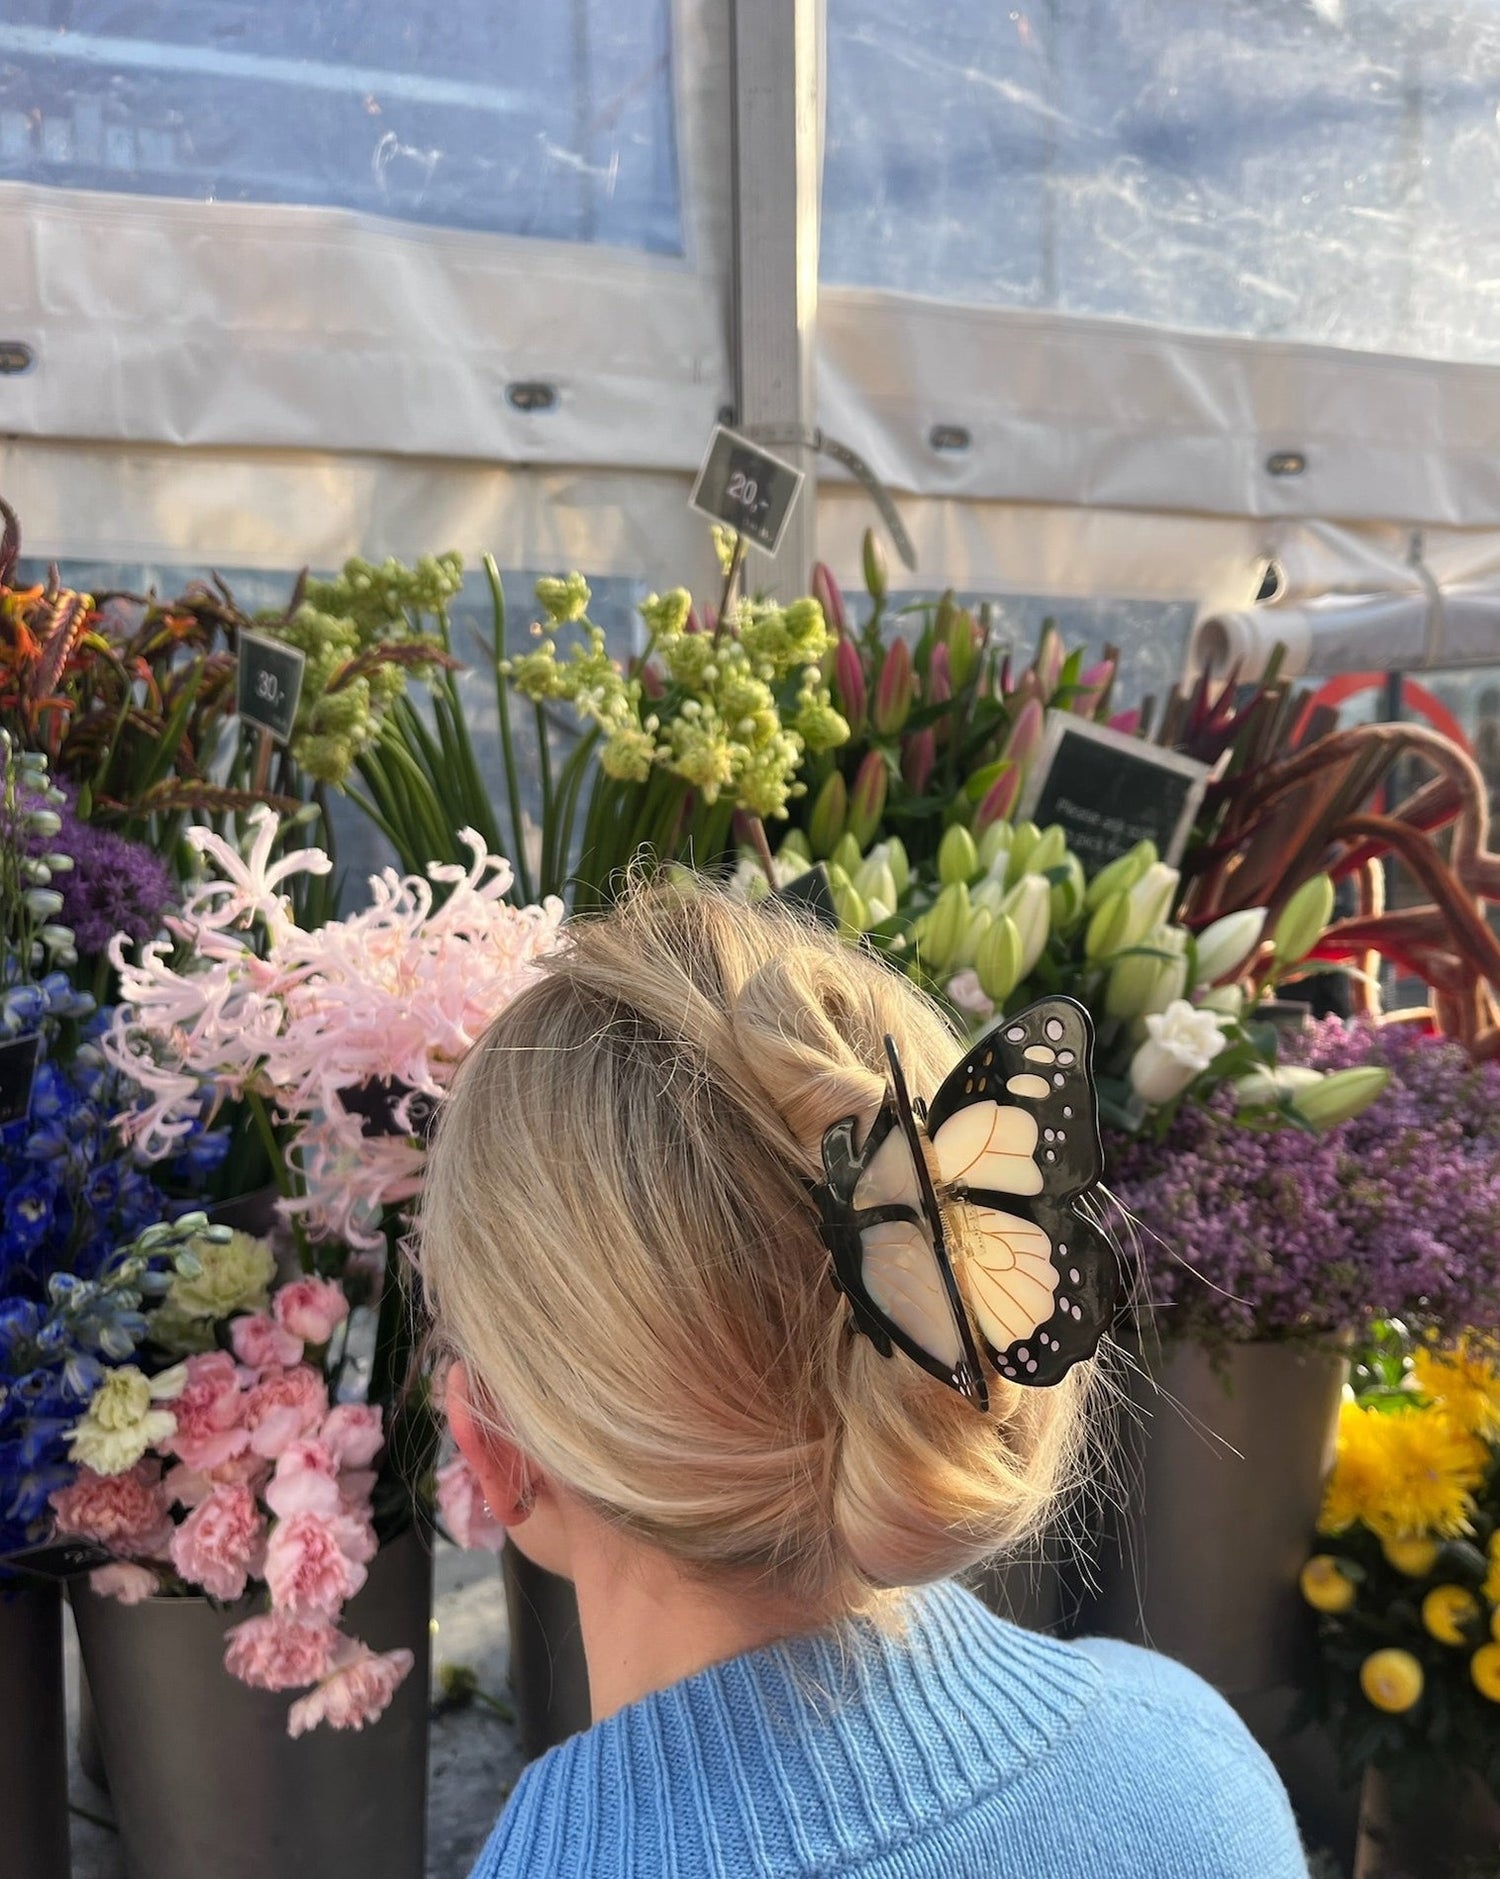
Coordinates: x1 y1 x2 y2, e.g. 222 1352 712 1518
265 1440 342 1521
264 1511 368 1619
436 1454 506 1553
320 1403 384 1470
224 1613 342 1692
231 1313 303 1373
51 1461 174 1557
165 1351 250 1473
169 1484 267 1602
88 1562 160 1605
243 1366 329 1460
287 1640 414 1738
273 1278 349 1347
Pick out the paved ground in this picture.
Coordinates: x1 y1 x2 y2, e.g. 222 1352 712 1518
66 1541 524 1879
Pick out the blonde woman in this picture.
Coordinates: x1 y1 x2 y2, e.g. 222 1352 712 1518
421 885 1308 1878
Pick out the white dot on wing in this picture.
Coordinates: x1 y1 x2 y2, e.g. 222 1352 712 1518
1044 1018 1064 1041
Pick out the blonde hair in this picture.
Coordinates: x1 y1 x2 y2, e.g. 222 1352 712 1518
418 881 1093 1619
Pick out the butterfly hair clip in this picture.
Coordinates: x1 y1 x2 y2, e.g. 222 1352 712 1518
812 996 1120 1412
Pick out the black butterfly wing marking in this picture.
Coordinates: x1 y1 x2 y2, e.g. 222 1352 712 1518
922 996 1119 1385
814 1097 989 1410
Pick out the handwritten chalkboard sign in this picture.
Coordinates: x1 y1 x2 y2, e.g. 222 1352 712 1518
0 1032 41 1128
1017 712 1210 870
690 425 804 555
237 630 305 745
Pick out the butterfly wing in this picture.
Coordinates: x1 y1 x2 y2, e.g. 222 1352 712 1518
814 1104 988 1407
925 996 1118 1382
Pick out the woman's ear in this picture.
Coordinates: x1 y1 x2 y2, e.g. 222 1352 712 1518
445 1361 538 1527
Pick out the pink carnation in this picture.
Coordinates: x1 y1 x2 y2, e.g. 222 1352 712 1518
263 1511 368 1619
231 1313 303 1373
287 1640 414 1737
272 1278 349 1347
224 1613 342 1691
436 1453 506 1553
88 1562 160 1605
51 1461 174 1557
164 1450 272 1510
165 1351 251 1472
265 1440 341 1520
244 1366 329 1460
339 1471 377 1517
169 1484 267 1602
320 1403 384 1470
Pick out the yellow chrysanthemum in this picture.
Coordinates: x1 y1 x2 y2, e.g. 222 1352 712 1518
1422 1584 1481 1646
1361 1648 1424 1714
1473 1643 1500 1702
1382 1535 1440 1577
1413 1338 1500 1441
1319 1400 1487 1542
1300 1555 1357 1614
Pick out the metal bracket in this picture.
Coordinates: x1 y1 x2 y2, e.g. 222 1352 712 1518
740 421 917 571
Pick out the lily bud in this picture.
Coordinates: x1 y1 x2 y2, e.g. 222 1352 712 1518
1108 707 1142 736
1033 622 1065 695
956 904 994 969
974 765 1022 834
939 823 980 887
883 836 911 899
863 528 888 603
999 697 1045 778
1028 824 1069 875
872 637 914 736
847 750 889 848
853 854 898 914
926 641 952 707
833 638 867 739
976 821 1012 873
1084 890 1132 964
1273 874 1335 965
1004 821 1042 885
1196 983 1245 1020
1290 1066 1391 1131
1071 658 1115 718
808 771 848 859
830 876 869 937
1049 854 1087 933
1000 874 1052 979
922 882 971 974
947 611 980 692
777 829 812 866
1084 840 1158 914
976 913 1025 1005
1120 864 1181 949
1105 926 1188 1021
1233 1065 1322 1110
811 562 848 639
901 726 936 794
1193 908 1267 987
830 831 863 881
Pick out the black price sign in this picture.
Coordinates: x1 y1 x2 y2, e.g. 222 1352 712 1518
689 425 805 554
0 1032 41 1128
1017 712 1210 871
237 630 306 745
2 1536 115 1581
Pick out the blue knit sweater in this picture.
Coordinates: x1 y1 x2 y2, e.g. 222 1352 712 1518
469 1580 1308 1877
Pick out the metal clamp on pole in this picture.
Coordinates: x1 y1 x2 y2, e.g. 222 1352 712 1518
743 420 918 572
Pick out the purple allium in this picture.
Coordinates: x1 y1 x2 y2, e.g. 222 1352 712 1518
26 792 174 956
1108 1019 1500 1348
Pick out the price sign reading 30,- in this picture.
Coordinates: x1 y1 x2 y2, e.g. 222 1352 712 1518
690 425 805 555
236 630 307 745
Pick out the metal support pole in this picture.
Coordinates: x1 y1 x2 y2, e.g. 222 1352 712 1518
729 0 823 596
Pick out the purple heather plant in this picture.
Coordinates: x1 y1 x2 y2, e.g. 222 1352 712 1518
26 789 174 958
1108 1018 1500 1348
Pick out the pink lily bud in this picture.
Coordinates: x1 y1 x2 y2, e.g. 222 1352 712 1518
863 528 888 604
698 604 715 637
873 637 914 736
811 562 849 639
640 663 665 700
974 763 1022 833
847 750 889 847
902 727 936 795
1033 622 1065 695
926 641 952 708
1071 657 1115 718
1108 707 1142 737
833 638 868 739
997 653 1013 698
999 697 1045 775
685 606 703 636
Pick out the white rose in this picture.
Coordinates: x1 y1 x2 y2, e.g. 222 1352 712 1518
1128 998 1231 1106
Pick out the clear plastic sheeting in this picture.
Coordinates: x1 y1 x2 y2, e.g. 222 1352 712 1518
824 0 1500 367
0 0 681 250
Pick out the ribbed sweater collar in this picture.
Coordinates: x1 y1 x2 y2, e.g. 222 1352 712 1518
482 1580 1101 1876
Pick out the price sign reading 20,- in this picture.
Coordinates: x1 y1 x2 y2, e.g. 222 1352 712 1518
236 630 307 745
690 425 805 555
